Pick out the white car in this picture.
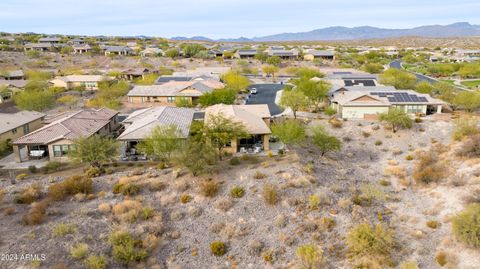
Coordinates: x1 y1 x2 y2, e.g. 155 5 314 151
250 88 258 94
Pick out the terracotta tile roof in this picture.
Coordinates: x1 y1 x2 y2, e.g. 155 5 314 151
13 108 117 145
205 104 271 135
127 80 224 97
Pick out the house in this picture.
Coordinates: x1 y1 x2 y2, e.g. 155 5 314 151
304 50 335 61
127 80 224 106
330 90 444 120
327 72 378 92
234 50 257 59
155 76 193 84
204 104 271 153
72 44 91 54
13 108 118 162
140 47 164 57
0 79 28 103
49 75 111 90
0 111 45 142
266 49 299 60
121 68 155 81
117 106 195 156
0 70 25 80
24 43 53 52
104 46 134 56
69 38 86 45
38 37 61 44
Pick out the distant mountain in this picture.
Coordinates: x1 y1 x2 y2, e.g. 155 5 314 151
171 22 480 42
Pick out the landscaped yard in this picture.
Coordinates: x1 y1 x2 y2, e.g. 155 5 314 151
460 80 480 89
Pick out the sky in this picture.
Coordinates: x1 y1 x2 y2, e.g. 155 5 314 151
1 0 479 39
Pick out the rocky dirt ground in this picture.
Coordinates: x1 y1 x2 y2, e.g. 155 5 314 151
0 115 479 269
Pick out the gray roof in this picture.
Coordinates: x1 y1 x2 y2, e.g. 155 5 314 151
0 79 28 88
0 70 24 78
105 46 134 52
25 43 53 48
155 76 192 84
0 111 45 135
307 50 335 57
118 106 195 141
237 49 257 55
38 37 61 42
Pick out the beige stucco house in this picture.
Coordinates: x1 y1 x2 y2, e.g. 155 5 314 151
13 108 118 162
204 104 272 154
50 75 111 90
0 111 45 142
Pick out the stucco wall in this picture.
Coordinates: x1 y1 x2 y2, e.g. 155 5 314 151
341 106 390 119
0 118 44 141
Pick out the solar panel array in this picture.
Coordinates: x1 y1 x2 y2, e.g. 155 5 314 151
344 79 376 86
370 92 428 102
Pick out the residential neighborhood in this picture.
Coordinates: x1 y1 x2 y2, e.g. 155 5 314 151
0 2 479 268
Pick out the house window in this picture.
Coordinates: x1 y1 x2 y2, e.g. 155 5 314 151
23 124 29 134
53 144 74 157
406 105 423 114
167 96 175 103
11 128 17 134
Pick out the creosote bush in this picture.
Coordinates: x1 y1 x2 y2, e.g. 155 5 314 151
457 134 480 158
229 157 241 165
52 223 77 237
253 171 266 179
263 184 279 205
113 183 140 196
48 175 93 201
84 255 107 269
22 200 49 225
346 223 396 267
296 244 325 268
15 183 42 204
180 194 192 203
199 179 219 198
210 241 227 256
452 203 480 248
109 231 148 264
70 243 89 259
230 186 245 198
412 150 446 184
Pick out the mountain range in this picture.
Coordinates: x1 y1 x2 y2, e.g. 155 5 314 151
170 22 480 42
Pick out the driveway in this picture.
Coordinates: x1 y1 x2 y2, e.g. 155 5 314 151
246 84 285 116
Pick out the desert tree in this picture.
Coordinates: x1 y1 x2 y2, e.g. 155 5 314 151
262 65 279 82
203 114 249 160
69 135 119 168
279 89 308 119
271 119 306 145
310 125 341 156
136 125 183 162
379 108 413 133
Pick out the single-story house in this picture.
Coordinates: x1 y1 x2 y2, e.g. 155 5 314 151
24 43 53 52
127 80 224 106
38 37 61 44
330 90 444 120
0 79 28 103
121 68 156 81
0 70 25 80
69 38 86 45
140 47 164 57
104 46 134 56
155 76 193 84
234 50 258 59
13 108 118 162
72 44 91 54
304 50 335 61
0 111 45 142
204 104 271 153
49 75 111 90
266 49 299 60
117 106 195 156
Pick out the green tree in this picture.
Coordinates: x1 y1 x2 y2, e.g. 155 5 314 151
453 91 480 112
296 79 330 112
362 63 384 74
60 46 73 55
165 48 180 59
198 88 236 107
254 51 268 63
173 139 216 176
279 90 308 119
310 125 341 156
262 65 279 82
379 108 413 133
181 43 205 58
136 125 183 162
266 56 282 66
14 90 55 111
379 68 417 89
221 71 250 92
204 114 249 160
414 81 433 94
271 119 306 145
69 135 119 168
433 82 457 103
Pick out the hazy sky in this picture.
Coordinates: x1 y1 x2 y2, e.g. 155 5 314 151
1 0 479 38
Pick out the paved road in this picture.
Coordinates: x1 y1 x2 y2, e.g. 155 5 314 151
389 60 437 84
246 84 285 116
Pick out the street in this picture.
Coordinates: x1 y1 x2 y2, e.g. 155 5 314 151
246 84 285 116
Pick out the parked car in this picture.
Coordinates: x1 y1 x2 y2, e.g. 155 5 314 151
250 88 258 94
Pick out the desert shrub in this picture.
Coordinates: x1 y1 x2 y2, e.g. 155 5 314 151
42 161 62 173
379 179 391 186
303 163 315 174
15 183 42 204
457 134 480 158
362 131 371 138
16 173 28 180
113 183 140 196
0 188 5 202
400 261 419 269
426 220 439 229
22 200 49 225
70 243 89 259
230 186 245 198
263 184 278 205
328 117 343 128
28 165 37 173
346 223 396 266
435 251 447 266
452 116 479 141
452 204 480 247
85 166 101 178
253 171 266 179
405 155 414 161
324 107 336 116
412 150 446 184
180 194 192 203
384 165 406 178
414 117 422 123
141 207 155 220
210 241 227 256
149 180 166 192
240 154 250 161
48 175 93 201
112 200 142 223
375 140 382 146
229 157 240 165
263 249 275 263
109 231 148 264
308 195 321 210
53 223 77 237
214 197 233 212
296 244 325 269
199 180 219 198
85 255 107 269
360 184 387 205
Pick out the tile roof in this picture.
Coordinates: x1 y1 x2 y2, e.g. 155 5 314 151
0 79 28 88
105 46 133 52
51 75 109 83
13 108 117 145
128 80 224 97
118 106 195 140
0 111 45 134
205 104 271 135
332 90 445 107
